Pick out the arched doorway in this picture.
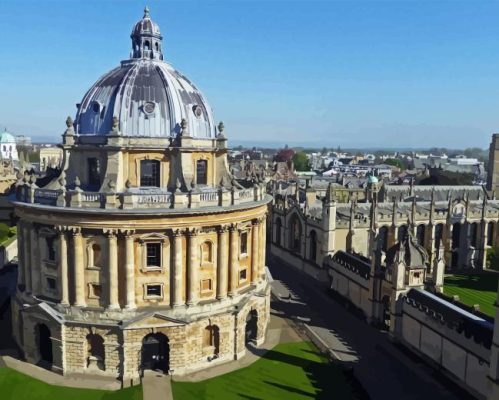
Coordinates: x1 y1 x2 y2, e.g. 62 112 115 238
141 333 169 373
37 324 53 366
245 309 258 344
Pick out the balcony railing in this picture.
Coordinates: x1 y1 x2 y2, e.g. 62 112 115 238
17 184 267 211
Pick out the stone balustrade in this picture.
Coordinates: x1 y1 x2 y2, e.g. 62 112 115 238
18 184 267 210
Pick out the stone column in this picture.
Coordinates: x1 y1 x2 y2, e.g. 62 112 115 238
228 224 238 296
217 225 229 300
172 229 184 307
124 231 136 309
260 217 267 278
30 226 40 295
187 228 199 306
58 227 69 306
72 228 86 307
23 223 32 293
106 230 119 309
251 220 260 285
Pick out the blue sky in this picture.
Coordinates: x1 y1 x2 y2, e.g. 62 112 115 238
1 0 499 148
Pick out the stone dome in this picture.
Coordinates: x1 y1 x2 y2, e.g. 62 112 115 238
131 6 161 40
75 8 216 139
0 130 16 143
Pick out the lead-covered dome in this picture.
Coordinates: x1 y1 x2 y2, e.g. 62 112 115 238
75 7 216 139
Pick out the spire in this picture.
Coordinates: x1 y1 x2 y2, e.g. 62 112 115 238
144 5 150 18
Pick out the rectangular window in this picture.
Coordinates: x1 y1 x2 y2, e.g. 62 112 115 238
146 243 161 267
88 158 101 187
196 160 207 185
89 283 102 299
146 284 162 297
46 237 55 261
201 279 212 291
239 269 247 282
140 160 160 187
240 232 248 255
46 277 56 291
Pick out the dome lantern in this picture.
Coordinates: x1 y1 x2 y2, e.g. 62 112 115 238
130 6 163 60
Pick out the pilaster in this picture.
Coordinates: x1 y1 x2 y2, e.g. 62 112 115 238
187 228 199 306
217 225 229 300
105 229 119 309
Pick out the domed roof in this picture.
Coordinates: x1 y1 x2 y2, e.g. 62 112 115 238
131 6 161 38
367 175 379 184
0 130 16 143
75 8 216 139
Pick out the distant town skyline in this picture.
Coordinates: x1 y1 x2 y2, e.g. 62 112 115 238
2 0 499 148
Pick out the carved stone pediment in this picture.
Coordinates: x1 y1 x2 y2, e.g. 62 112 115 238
124 313 186 329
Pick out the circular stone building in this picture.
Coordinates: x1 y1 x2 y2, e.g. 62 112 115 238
11 8 270 383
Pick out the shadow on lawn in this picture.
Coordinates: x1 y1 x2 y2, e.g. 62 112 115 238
445 272 499 292
247 345 369 400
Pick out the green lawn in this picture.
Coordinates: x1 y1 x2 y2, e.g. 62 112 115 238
0 368 142 400
444 273 498 317
172 341 358 400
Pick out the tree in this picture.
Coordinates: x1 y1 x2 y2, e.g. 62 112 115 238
292 151 310 171
417 170 474 185
384 158 405 170
275 148 295 162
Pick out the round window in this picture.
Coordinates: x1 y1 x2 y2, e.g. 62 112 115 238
143 102 156 115
92 102 101 113
193 105 203 118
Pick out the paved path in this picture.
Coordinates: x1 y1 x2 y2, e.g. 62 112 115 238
268 256 474 400
142 370 173 400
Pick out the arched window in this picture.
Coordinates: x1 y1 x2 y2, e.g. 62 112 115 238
144 40 150 50
201 241 213 263
275 217 282 246
397 225 407 241
203 325 220 355
469 222 478 248
140 159 160 187
290 215 302 253
416 225 425 246
452 223 461 249
435 224 444 251
488 222 494 247
46 237 55 261
86 333 105 370
378 226 388 252
309 230 317 261
240 232 248 255
196 160 208 185
155 42 159 51
92 244 102 267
